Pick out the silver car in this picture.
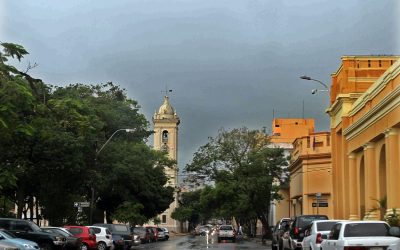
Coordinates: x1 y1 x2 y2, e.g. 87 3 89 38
87 226 113 250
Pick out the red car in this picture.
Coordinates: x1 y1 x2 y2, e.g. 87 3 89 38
64 226 97 250
145 226 158 242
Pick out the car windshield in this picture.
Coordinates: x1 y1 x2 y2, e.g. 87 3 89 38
0 230 16 239
344 223 389 237
298 216 328 228
27 221 42 231
219 226 233 230
316 221 338 231
54 229 72 237
133 227 145 233
113 225 129 232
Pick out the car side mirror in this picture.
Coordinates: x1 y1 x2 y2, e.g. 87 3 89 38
389 227 400 237
0 235 4 240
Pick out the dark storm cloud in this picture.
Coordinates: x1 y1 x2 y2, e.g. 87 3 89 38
2 0 399 172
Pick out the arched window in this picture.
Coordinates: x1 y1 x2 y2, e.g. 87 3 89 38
162 130 169 143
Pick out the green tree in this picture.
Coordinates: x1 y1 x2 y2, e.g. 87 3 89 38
185 127 287 236
0 43 175 225
172 189 202 231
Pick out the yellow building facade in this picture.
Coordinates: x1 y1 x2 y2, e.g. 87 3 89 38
289 132 333 218
327 56 400 220
270 118 315 222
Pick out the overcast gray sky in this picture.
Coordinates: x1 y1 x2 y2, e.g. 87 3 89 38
2 0 399 174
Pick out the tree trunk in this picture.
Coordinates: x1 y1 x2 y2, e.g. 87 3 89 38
16 190 25 218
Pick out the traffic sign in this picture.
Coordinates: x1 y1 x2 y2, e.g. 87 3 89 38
79 202 90 207
312 202 328 207
73 202 90 208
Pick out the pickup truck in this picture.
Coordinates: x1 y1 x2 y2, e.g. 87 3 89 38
217 225 236 243
0 218 65 250
321 221 399 250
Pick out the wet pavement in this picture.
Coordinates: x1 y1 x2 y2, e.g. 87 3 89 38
132 233 271 249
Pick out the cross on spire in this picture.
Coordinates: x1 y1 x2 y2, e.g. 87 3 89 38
162 85 173 96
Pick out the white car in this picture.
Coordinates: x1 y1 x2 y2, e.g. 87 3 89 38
217 225 236 243
88 226 113 250
321 221 399 250
160 228 169 240
156 227 167 241
302 220 341 250
388 227 400 250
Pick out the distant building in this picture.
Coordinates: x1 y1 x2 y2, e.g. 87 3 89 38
289 132 332 218
327 56 400 220
269 118 315 225
152 95 181 232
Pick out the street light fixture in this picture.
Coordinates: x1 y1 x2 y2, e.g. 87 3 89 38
300 75 329 91
311 89 329 95
90 128 136 224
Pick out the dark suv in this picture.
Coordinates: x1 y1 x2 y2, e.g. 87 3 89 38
0 218 65 250
92 224 139 249
290 215 328 249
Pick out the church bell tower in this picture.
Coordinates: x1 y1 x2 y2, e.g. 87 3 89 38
152 95 180 231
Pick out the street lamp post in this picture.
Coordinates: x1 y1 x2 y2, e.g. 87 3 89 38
300 75 329 90
89 128 136 224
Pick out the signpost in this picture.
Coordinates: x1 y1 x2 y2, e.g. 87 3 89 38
316 193 322 214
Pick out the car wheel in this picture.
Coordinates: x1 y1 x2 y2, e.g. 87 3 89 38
98 242 107 250
81 243 88 250
39 243 52 250
232 238 236 243
217 238 221 243
165 235 169 240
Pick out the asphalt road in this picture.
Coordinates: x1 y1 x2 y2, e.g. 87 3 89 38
132 234 271 249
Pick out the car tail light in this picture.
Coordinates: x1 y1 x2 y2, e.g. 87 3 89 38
294 227 299 235
89 234 96 241
316 233 322 244
344 247 367 250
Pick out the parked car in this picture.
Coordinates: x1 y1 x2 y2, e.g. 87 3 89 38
217 225 236 243
63 226 97 250
0 218 65 250
145 227 158 243
272 218 291 250
156 228 167 241
0 240 19 250
388 227 400 250
0 229 39 250
92 224 140 249
321 221 399 250
290 215 329 249
160 228 169 240
302 220 341 250
87 226 113 250
41 227 82 250
131 227 151 244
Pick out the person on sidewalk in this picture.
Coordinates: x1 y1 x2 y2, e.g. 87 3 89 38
279 231 296 250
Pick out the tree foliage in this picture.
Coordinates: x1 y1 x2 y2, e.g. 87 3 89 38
0 42 174 225
182 127 287 235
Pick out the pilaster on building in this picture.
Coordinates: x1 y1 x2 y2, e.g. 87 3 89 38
327 56 400 221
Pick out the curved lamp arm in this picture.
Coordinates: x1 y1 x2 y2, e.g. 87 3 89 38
96 128 136 157
300 75 329 89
